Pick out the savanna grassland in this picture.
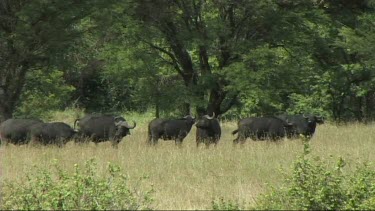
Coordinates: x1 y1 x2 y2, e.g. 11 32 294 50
1 112 375 210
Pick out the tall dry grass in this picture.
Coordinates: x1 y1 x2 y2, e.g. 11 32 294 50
1 112 375 209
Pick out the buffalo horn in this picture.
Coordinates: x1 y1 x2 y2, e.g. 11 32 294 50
184 114 195 119
118 121 136 129
114 116 124 122
204 112 215 120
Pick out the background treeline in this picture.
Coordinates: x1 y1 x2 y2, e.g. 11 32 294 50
1 0 375 122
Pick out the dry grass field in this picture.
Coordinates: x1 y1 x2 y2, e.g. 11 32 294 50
1 112 375 209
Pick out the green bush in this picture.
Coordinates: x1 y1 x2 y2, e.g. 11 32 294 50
257 142 375 210
212 142 375 210
211 197 245 210
1 159 154 210
256 142 346 210
14 69 75 119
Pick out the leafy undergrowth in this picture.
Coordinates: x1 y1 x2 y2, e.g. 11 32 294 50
1 159 154 210
212 141 375 210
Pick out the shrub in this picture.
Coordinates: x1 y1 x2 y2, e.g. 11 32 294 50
14 69 75 119
256 142 375 210
212 141 375 210
1 159 154 210
211 197 245 210
344 163 375 209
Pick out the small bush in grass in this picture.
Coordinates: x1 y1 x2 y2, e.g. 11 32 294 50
256 142 346 210
1 159 154 210
213 141 375 210
256 141 375 210
344 163 375 210
211 197 245 210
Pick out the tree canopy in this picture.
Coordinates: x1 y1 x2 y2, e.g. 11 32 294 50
1 0 375 121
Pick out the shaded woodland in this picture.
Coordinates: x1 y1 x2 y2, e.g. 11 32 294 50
1 0 375 121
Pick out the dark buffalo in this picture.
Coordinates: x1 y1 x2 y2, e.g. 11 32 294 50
195 113 221 147
29 122 77 147
232 116 294 144
147 115 195 146
0 118 43 145
74 114 136 147
277 114 324 138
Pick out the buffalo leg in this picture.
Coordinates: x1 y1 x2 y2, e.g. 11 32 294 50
233 133 245 144
196 137 202 147
151 136 159 145
111 140 120 148
175 132 186 146
74 136 89 145
233 136 240 144
147 130 156 145
175 138 183 147
75 139 90 146
147 135 153 145
29 137 42 148
204 138 212 148
196 141 201 147
56 139 64 148
0 139 9 146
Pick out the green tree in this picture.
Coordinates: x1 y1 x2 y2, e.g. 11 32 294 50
0 0 110 121
14 69 75 119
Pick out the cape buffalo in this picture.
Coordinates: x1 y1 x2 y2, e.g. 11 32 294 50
147 115 195 146
277 114 324 138
74 114 136 147
0 118 43 145
29 122 77 147
195 113 221 147
232 116 294 144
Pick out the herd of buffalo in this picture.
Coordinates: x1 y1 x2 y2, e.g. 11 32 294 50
0 113 324 148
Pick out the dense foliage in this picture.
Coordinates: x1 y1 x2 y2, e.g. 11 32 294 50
1 159 154 210
1 0 375 121
212 141 375 210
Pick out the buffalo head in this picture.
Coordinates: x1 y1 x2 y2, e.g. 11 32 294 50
303 114 325 124
195 113 215 128
183 114 196 125
114 119 136 139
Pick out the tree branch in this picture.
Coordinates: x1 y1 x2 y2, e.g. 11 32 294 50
141 39 183 75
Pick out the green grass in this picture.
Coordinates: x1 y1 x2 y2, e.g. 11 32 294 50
2 110 375 209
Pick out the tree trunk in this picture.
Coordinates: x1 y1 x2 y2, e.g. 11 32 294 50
0 62 29 122
155 99 160 118
0 87 14 122
0 103 13 122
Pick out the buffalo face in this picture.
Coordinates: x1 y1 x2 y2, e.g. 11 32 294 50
183 115 196 125
195 113 221 147
301 114 324 137
195 113 215 128
114 120 136 140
